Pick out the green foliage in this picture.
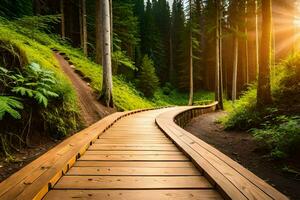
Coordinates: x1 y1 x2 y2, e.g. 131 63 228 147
11 62 59 107
112 50 137 72
222 84 260 130
253 116 300 158
0 0 33 19
0 96 23 120
0 18 80 141
137 55 159 97
222 53 300 158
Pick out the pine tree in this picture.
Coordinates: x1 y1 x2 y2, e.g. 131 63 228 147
138 55 159 97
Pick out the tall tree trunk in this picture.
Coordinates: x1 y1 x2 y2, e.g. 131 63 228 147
232 26 238 102
188 0 194 106
101 0 114 107
245 0 249 84
215 0 220 105
169 26 174 84
95 0 102 64
257 0 272 107
255 0 259 77
247 0 258 82
109 0 113 51
218 0 223 109
79 0 88 56
60 0 65 39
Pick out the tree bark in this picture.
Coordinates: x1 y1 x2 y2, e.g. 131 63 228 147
218 0 223 109
101 0 114 107
81 0 88 56
60 0 65 39
245 0 249 84
257 0 272 107
188 0 194 106
255 0 259 77
95 0 103 64
169 25 174 84
215 0 220 105
232 26 238 102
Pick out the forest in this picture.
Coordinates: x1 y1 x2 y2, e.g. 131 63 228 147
0 0 299 199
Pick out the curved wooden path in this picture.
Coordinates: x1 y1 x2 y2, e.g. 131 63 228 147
0 105 288 200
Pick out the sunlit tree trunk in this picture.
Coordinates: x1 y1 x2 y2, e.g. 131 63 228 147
100 0 114 107
255 0 259 77
232 26 238 102
215 0 220 105
257 0 272 107
245 1 249 84
95 0 102 64
218 0 223 109
188 0 194 106
60 0 65 39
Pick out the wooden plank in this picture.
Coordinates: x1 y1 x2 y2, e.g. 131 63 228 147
54 176 212 189
79 154 189 161
89 145 178 151
90 143 175 147
101 135 167 139
156 105 288 200
44 189 223 200
74 161 195 168
67 166 201 176
94 139 172 144
0 112 128 200
84 151 182 155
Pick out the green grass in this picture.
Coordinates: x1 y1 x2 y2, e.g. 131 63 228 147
0 16 214 118
0 18 81 137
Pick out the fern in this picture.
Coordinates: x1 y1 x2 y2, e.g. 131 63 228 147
0 96 23 120
14 62 59 107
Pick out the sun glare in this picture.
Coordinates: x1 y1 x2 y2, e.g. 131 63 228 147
294 17 300 27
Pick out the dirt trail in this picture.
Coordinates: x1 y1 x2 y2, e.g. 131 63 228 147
185 111 300 200
55 53 115 126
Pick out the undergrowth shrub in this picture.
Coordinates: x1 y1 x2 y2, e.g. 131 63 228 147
0 19 81 158
222 53 300 158
253 116 300 158
137 55 159 97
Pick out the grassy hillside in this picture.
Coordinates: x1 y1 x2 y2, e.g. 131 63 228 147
0 17 213 111
0 16 214 156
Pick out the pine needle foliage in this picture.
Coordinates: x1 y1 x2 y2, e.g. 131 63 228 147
137 55 159 97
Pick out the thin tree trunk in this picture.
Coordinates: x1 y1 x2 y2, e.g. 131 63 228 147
257 0 272 107
218 0 223 109
255 0 259 77
232 26 238 102
109 0 113 51
101 0 114 107
81 0 88 56
79 0 83 46
95 0 102 64
215 0 220 105
245 0 249 84
60 0 65 39
188 0 194 106
169 27 174 84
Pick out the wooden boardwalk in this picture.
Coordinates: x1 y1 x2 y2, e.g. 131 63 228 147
44 109 222 199
0 105 288 200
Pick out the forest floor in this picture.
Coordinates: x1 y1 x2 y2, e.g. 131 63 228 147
185 111 300 200
0 54 115 182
